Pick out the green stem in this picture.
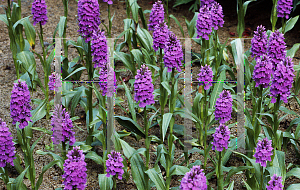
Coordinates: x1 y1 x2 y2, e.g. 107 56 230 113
273 95 281 150
113 175 117 190
62 141 67 160
22 129 35 190
282 18 286 34
260 167 264 190
271 0 278 32
86 41 94 146
102 95 107 174
217 151 223 190
144 108 150 190
203 89 208 169
251 82 257 125
213 31 219 81
126 0 130 19
4 166 11 190
166 0 170 27
63 0 68 59
159 48 164 144
108 4 112 38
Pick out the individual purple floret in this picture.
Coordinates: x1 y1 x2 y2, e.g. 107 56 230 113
267 30 286 72
196 5 213 40
31 0 48 26
200 0 216 7
266 174 283 190
214 90 233 124
153 22 169 51
180 165 207 190
277 0 293 19
148 0 164 31
48 73 55 91
253 138 273 167
251 25 268 58
51 105 76 145
10 80 32 130
77 0 101 42
0 118 16 167
252 55 273 88
163 32 183 72
62 147 87 190
106 151 124 180
91 29 109 69
134 64 155 108
270 56 295 103
197 64 213 90
103 0 113 4
99 66 116 96
211 2 224 30
212 124 230 152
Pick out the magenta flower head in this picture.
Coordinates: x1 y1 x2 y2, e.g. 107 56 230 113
77 0 101 42
62 147 87 190
153 22 169 51
277 0 293 19
266 174 283 190
99 66 117 96
0 118 16 167
251 25 268 59
196 5 213 40
134 64 155 108
252 55 273 88
31 0 48 26
180 165 207 190
91 29 109 69
253 138 273 167
148 0 164 31
48 73 55 91
163 32 183 72
212 124 230 152
200 0 216 7
103 0 113 4
106 151 124 180
267 30 286 72
214 90 233 124
211 2 224 30
10 80 32 129
270 56 294 103
51 105 76 145
197 64 213 90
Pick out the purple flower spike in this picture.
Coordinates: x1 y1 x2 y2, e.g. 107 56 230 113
270 56 294 103
48 73 55 91
267 30 286 72
148 1 164 31
163 32 183 72
251 25 268 58
91 30 109 69
99 66 117 96
10 80 32 129
0 118 16 167
31 0 48 26
214 90 233 124
266 174 283 190
277 0 293 19
196 5 213 40
180 165 207 190
252 55 273 88
106 151 124 180
212 124 230 152
211 2 224 30
197 64 213 90
200 0 216 7
51 105 76 145
134 64 155 108
103 0 113 4
78 0 101 42
153 22 169 51
253 138 273 167
62 147 87 190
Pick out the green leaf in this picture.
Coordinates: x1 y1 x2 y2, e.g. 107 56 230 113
119 138 136 159
130 154 147 190
226 181 234 190
13 154 24 175
31 99 46 123
122 81 137 122
0 14 8 25
279 15 299 33
224 166 253 186
85 151 103 165
185 12 197 38
287 184 300 190
22 17 36 48
136 25 152 52
161 81 171 95
162 113 172 142
58 16 66 37
130 0 140 23
210 70 225 109
131 49 144 65
146 168 166 190
170 165 190 176
115 116 145 138
98 174 113 190
169 14 184 38
286 168 300 179
63 66 87 80
12 166 29 190
114 52 135 74
36 160 59 189
287 43 300 58
36 150 64 169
